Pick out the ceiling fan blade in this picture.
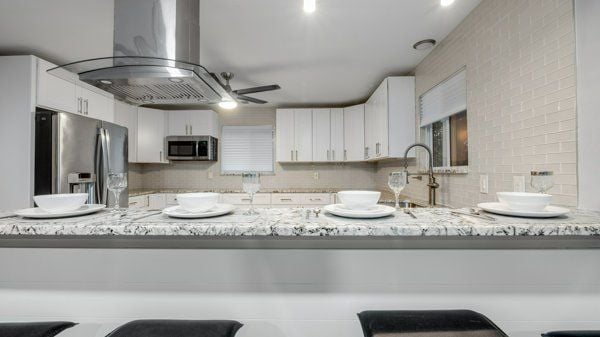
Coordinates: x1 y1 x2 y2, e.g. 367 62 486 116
235 94 267 104
232 84 281 95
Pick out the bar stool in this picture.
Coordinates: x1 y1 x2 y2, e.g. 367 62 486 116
0 321 77 337
105 320 243 337
542 332 600 337
357 310 508 337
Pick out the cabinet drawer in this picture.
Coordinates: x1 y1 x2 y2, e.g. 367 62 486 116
148 194 167 209
166 193 178 205
220 193 271 205
128 195 148 209
271 193 303 205
301 193 331 205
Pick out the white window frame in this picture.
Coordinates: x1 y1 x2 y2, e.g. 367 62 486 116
220 125 275 175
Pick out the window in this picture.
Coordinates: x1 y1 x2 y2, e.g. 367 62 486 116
221 125 274 174
419 68 468 171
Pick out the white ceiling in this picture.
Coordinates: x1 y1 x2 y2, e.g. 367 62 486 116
0 0 481 107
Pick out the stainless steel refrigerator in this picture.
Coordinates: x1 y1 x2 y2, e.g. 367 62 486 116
34 111 129 208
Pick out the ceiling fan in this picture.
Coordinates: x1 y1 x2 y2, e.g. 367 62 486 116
216 72 281 106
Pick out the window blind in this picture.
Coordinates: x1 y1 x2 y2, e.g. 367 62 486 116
419 69 467 127
221 125 274 173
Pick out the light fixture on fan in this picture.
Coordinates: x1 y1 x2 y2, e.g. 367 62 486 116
218 100 238 110
304 0 316 13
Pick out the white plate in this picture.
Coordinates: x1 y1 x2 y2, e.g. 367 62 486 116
477 202 570 218
15 204 106 219
324 204 396 219
162 204 235 219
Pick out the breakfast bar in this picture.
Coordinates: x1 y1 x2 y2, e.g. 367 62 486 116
1 207 599 249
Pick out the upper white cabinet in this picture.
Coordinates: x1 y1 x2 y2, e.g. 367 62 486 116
137 107 169 163
330 108 344 162
364 77 415 159
36 59 77 114
343 104 365 161
312 109 331 162
276 109 313 162
168 110 218 136
36 58 114 122
114 101 138 163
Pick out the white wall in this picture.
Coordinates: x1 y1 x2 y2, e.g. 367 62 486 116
575 0 600 211
0 0 113 65
1 248 600 337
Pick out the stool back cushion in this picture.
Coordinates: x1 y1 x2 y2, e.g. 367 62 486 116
0 321 77 337
106 320 243 337
357 310 508 337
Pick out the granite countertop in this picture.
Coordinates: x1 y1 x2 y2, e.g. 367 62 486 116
1 207 599 238
129 188 343 197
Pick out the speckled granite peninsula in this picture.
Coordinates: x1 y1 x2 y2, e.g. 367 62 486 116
1 207 599 249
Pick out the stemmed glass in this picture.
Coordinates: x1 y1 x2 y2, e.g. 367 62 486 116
388 171 407 209
242 172 261 215
107 172 127 213
531 171 554 194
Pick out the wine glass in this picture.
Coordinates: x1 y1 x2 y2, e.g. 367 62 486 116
388 171 407 209
242 172 260 215
107 172 127 213
531 171 554 194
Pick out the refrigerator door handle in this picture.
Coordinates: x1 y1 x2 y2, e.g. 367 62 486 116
95 128 111 205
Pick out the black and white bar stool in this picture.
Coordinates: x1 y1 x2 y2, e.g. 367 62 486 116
105 319 243 337
542 332 600 337
357 310 508 337
0 321 77 337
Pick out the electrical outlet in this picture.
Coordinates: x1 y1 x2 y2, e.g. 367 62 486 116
313 172 319 180
479 175 489 194
207 171 213 180
513 176 525 192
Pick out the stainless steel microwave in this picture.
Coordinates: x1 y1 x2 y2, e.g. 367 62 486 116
166 136 218 161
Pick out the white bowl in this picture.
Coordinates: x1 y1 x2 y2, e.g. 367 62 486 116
497 192 552 211
337 190 381 210
177 193 219 212
33 193 88 213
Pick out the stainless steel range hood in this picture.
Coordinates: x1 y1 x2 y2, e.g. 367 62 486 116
49 0 232 106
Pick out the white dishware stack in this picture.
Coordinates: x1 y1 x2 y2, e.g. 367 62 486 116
325 190 395 219
162 193 235 219
15 194 106 218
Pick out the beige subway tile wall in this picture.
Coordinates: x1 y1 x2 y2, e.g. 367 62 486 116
376 0 577 207
130 108 377 191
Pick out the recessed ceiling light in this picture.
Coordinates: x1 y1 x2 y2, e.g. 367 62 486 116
303 0 316 13
413 39 437 50
441 0 455 7
169 78 184 83
219 100 238 109
99 79 113 85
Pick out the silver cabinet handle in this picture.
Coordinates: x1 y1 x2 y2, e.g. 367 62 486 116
241 198 251 201
327 150 330 161
190 125 192 134
332 150 335 161
365 147 369 159
295 150 298 161
129 201 138 205
160 150 163 162
344 149 347 161
279 198 293 201
309 198 322 201
185 125 189 135
291 150 294 161
84 99 89 115
77 97 82 114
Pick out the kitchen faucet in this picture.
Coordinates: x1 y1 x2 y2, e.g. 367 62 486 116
403 143 439 207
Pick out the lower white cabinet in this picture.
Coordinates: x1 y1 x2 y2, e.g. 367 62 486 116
220 193 272 206
148 194 167 209
131 193 333 209
128 195 149 209
137 107 169 163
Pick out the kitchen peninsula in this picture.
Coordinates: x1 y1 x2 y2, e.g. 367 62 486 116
1 207 599 249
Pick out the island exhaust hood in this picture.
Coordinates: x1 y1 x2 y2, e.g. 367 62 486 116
49 0 233 106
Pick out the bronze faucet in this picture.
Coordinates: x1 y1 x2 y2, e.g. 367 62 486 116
403 143 439 207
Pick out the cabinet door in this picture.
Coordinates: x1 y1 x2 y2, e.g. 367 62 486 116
148 194 167 209
294 109 312 161
343 104 365 161
36 59 77 113
114 101 138 163
312 109 331 162
364 95 376 159
77 86 114 122
374 79 389 158
168 110 191 135
137 107 167 163
330 108 344 162
189 110 219 136
276 109 295 162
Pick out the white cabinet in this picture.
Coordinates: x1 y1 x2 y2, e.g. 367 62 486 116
168 110 218 136
271 193 304 206
364 77 415 159
128 195 148 209
220 193 271 206
148 194 167 209
330 108 344 162
114 101 138 163
36 59 77 113
137 107 168 163
312 109 331 162
76 85 114 122
343 104 365 161
276 109 312 162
